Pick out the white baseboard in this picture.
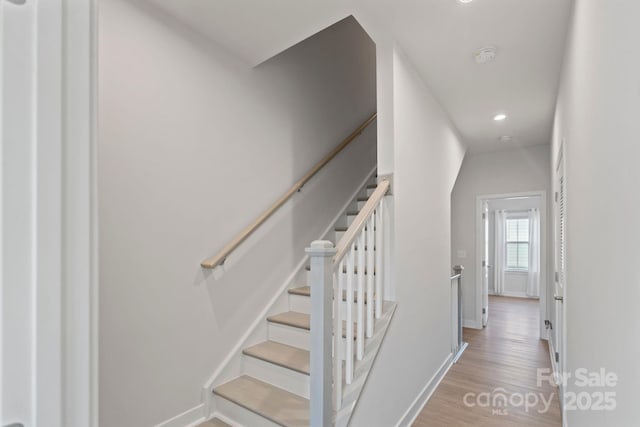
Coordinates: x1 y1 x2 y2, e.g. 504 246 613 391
394 354 454 427
489 291 539 299
155 404 205 427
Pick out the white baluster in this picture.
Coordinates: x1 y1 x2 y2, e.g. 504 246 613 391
356 231 365 360
375 200 384 319
366 215 374 338
334 266 344 409
345 245 355 384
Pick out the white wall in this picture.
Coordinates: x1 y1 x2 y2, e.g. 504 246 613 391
552 1 640 425
98 2 376 426
376 38 395 176
349 47 466 426
451 145 551 327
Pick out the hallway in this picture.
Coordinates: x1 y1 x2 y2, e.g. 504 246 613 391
414 296 561 426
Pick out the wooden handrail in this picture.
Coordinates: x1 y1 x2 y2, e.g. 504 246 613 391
333 179 390 265
201 112 378 269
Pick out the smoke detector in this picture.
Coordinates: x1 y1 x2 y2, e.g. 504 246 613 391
499 135 514 143
474 46 497 64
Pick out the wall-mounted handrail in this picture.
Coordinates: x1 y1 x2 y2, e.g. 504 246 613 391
333 179 390 266
200 112 377 269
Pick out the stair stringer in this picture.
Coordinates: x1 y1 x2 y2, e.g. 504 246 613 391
335 302 397 427
202 166 378 421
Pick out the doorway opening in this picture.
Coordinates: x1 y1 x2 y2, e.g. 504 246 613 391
476 191 548 338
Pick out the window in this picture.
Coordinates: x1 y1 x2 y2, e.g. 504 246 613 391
506 218 529 271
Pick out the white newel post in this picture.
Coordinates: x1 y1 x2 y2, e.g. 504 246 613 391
306 240 337 427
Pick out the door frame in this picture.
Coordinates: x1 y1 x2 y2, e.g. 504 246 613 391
1 1 98 426
552 138 567 420
481 200 489 327
475 190 548 338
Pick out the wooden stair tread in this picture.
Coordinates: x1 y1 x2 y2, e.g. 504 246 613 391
288 286 313 297
243 341 310 375
267 311 310 330
197 419 231 427
214 375 309 427
357 197 369 202
288 286 372 303
366 184 377 189
267 311 358 338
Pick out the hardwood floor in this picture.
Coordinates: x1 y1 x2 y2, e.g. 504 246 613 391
413 296 561 427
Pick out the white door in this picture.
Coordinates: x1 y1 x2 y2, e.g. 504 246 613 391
554 154 566 406
482 201 489 327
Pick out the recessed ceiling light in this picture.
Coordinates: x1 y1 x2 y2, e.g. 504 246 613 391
499 135 513 143
459 0 474 3
493 113 507 121
474 46 497 64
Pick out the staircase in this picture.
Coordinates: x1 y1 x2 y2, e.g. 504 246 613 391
204 178 396 426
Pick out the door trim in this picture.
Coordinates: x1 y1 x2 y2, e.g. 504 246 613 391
1 1 98 425
475 190 548 338
553 137 567 423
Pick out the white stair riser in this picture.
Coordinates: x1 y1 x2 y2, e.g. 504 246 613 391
357 200 367 210
305 271 373 289
267 322 352 360
289 293 369 318
214 395 280 427
268 323 309 350
366 188 375 197
288 294 311 314
335 230 346 241
242 355 310 399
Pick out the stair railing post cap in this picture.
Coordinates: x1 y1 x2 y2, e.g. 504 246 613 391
305 240 336 256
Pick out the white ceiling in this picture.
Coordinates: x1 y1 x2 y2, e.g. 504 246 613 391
147 0 573 153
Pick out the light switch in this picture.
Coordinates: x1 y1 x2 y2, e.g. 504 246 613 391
457 250 467 259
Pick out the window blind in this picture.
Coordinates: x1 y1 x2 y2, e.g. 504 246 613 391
506 218 529 270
